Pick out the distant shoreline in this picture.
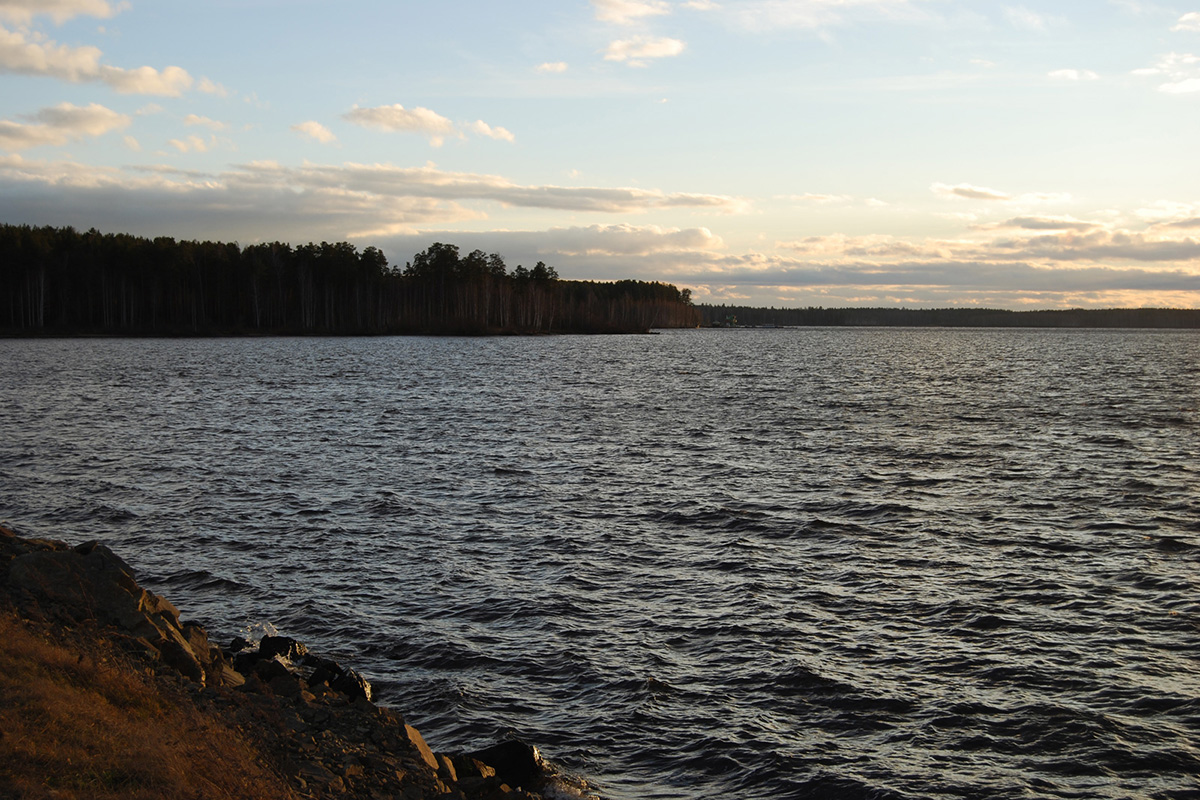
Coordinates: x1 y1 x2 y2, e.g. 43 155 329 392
697 305 1200 329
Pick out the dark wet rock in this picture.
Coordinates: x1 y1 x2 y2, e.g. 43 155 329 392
260 634 309 661
306 653 373 701
467 739 546 791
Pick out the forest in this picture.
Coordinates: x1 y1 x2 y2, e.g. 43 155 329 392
699 304 1200 329
0 225 699 335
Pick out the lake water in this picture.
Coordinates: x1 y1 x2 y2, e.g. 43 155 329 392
2 329 1199 799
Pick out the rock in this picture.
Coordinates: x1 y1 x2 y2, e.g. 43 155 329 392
438 753 458 783
3 535 217 685
159 638 206 683
269 672 305 698
306 654 373 701
259 634 308 661
405 724 441 772
252 656 293 683
452 756 497 780
467 740 546 791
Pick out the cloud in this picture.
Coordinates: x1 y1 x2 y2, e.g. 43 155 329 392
0 23 193 95
930 182 1069 204
99 64 192 95
227 161 744 214
197 77 230 97
0 155 745 243
604 35 685 65
1134 51 1200 93
0 102 129 151
468 120 515 142
592 0 671 25
538 223 723 256
536 61 569 73
976 216 1100 232
292 121 336 144
167 134 211 154
342 104 517 147
1048 68 1099 81
931 182 1011 201
0 0 123 24
1172 12 1200 32
1159 77 1200 93
184 114 227 131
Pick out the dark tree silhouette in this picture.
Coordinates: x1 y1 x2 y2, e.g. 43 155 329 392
0 225 701 335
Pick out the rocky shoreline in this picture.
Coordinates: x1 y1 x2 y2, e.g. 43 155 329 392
0 525 582 800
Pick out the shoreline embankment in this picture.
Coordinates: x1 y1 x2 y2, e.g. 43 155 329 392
0 525 571 800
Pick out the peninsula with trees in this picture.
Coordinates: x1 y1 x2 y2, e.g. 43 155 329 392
0 224 699 336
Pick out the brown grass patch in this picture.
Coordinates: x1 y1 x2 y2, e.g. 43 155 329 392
0 612 299 800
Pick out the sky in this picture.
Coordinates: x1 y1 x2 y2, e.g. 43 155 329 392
2 0 1200 309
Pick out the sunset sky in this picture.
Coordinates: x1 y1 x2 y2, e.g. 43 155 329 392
2 0 1200 308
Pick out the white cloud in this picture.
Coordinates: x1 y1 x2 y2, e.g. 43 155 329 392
533 224 723 256
536 61 569 73
343 104 457 146
468 120 515 142
592 0 671 25
344 105 515 146
1134 51 1200 93
184 114 227 131
99 64 192 95
604 35 685 65
167 134 210 153
292 120 336 144
0 0 123 24
932 182 1011 201
1048 68 1099 81
1159 77 1200 93
0 23 102 80
930 182 1070 205
0 102 129 151
0 23 192 95
1172 12 1200 32
197 77 230 97
0 155 746 247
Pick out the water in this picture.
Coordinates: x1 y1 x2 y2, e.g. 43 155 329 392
2 329 1199 799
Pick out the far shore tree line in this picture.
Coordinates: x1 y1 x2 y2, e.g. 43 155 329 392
698 304 1200 329
4 224 1196 336
0 224 699 335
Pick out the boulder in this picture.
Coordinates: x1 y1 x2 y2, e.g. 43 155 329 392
259 634 308 661
467 740 546 791
305 654 373 701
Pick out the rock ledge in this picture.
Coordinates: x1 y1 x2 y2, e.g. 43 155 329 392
0 525 574 800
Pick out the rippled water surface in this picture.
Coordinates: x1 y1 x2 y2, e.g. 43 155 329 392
3 329 1200 799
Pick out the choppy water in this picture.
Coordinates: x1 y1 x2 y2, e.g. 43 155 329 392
3 329 1199 799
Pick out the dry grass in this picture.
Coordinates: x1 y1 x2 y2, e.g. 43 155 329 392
0 612 299 800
